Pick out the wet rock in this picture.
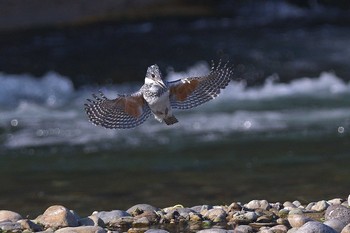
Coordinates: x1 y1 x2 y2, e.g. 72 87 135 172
144 229 170 233
0 210 22 222
0 221 21 232
127 204 159 216
341 223 350 233
55 226 106 233
312 200 330 212
203 208 227 222
324 219 347 232
295 221 337 233
79 215 105 227
246 200 270 210
36 205 79 228
234 225 254 233
325 205 350 224
18 219 43 231
288 209 311 228
93 210 130 224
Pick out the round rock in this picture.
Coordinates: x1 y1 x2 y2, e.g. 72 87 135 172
93 210 130 224
55 226 106 233
288 210 312 228
312 200 330 212
203 208 227 222
324 219 347 232
35 205 79 228
0 210 22 222
341 223 350 233
245 200 270 210
325 205 350 224
197 228 230 233
145 229 170 233
127 204 159 216
234 225 254 233
295 221 337 233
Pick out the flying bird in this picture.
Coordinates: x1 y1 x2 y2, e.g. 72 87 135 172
85 61 233 129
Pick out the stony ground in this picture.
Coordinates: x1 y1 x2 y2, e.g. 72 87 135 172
1 195 350 233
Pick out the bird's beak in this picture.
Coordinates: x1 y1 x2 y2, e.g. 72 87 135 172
156 79 166 88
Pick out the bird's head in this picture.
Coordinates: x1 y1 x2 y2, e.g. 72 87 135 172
145 64 166 88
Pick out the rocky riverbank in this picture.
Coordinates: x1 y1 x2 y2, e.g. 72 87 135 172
1 195 350 233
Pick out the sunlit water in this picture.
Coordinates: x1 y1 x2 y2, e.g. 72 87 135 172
0 62 349 216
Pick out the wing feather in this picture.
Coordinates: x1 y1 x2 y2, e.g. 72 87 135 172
169 60 233 109
85 91 151 129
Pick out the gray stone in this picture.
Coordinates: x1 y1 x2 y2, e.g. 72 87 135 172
79 215 105 227
341 223 350 233
312 200 330 212
144 229 170 233
36 205 79 228
93 210 130 224
288 210 312 228
234 225 254 233
197 228 229 233
55 226 106 233
325 205 350 224
0 221 21 232
348 195 350 207
270 224 288 233
191 205 213 214
0 210 22 222
203 208 227 222
293 201 302 208
324 219 347 232
283 201 297 210
126 204 159 216
295 221 337 233
246 200 270 210
328 198 344 206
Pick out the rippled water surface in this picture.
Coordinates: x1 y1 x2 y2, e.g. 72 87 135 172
1 12 350 217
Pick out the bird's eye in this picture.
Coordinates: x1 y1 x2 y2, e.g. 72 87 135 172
151 74 155 78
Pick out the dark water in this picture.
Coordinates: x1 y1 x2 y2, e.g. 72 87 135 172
1 3 350 218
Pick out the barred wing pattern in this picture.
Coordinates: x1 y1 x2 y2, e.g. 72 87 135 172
169 61 233 109
85 91 151 129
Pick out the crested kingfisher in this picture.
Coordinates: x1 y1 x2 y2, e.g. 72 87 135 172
85 61 234 129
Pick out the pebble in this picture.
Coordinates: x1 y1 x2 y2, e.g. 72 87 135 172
287 209 312 228
55 226 106 233
35 205 79 228
312 200 330 212
234 225 254 233
127 204 159 216
342 223 350 233
79 215 105 227
93 210 130 224
203 208 227 222
245 200 270 210
0 221 21 232
324 219 347 232
0 210 22 222
325 205 350 224
2 195 350 233
295 221 337 233
144 229 170 233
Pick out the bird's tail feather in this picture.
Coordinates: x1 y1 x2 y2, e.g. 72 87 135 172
164 116 178 125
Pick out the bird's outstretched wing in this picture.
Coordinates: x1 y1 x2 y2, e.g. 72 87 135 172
168 61 233 109
85 91 151 129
